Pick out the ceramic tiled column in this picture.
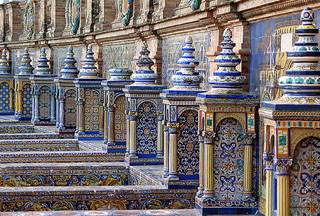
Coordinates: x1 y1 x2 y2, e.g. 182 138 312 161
161 36 206 188
55 46 79 134
30 48 56 125
74 45 104 140
196 28 259 214
101 68 133 154
259 8 320 216
124 41 165 165
14 48 34 121
0 49 14 115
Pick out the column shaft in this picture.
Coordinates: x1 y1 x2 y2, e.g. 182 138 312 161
163 125 169 176
197 134 204 196
50 90 55 122
265 164 273 216
203 136 214 197
277 175 290 216
18 90 23 114
34 95 39 121
9 86 13 110
59 100 64 128
103 108 108 143
126 115 130 155
78 103 84 132
129 119 136 156
157 118 164 157
108 109 115 143
168 126 178 179
99 105 104 134
243 144 253 197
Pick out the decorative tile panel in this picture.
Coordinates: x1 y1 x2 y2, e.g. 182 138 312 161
213 118 244 201
38 86 51 121
177 110 199 179
162 32 210 89
84 89 100 132
22 84 32 117
0 82 10 112
103 43 135 79
277 128 289 157
114 95 126 143
64 89 76 128
289 137 320 215
136 102 157 157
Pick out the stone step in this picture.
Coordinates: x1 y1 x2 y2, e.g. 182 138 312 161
0 139 79 152
0 185 195 212
0 209 201 215
0 151 124 163
0 162 128 187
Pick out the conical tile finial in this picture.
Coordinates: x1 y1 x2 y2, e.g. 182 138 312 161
18 48 34 75
60 46 79 78
131 41 158 85
34 48 51 75
170 36 203 91
208 28 246 95
278 7 320 101
0 49 10 74
78 44 99 78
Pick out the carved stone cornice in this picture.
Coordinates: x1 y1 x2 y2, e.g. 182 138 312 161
240 0 320 23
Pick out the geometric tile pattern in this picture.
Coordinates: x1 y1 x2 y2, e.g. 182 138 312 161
136 102 157 157
289 137 320 216
213 118 244 201
84 89 100 132
38 86 51 121
177 110 199 179
64 89 76 128
22 84 32 117
277 128 288 157
0 82 10 112
114 95 126 142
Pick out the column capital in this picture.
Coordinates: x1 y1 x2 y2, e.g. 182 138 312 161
274 158 292 175
203 131 216 143
263 152 273 161
265 160 273 170
243 133 256 144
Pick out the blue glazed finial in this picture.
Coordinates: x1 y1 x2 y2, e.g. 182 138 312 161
208 28 246 95
168 35 204 93
60 45 79 78
34 47 51 75
131 41 158 85
78 44 99 78
0 49 10 74
278 7 320 99
18 47 33 75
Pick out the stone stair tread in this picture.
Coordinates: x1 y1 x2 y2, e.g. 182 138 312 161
0 209 201 216
0 184 166 192
0 161 126 168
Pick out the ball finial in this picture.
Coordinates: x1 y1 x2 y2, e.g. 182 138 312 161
301 7 314 22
